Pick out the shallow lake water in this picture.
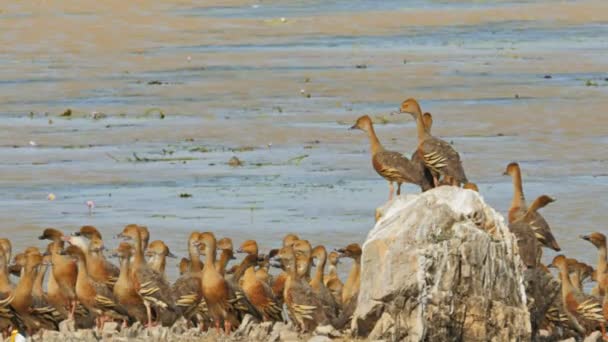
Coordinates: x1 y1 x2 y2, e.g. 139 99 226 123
0 0 607 281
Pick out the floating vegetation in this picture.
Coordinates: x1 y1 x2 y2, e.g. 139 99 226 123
142 108 166 119
190 146 211 153
287 154 308 165
586 80 598 87
228 156 243 167
179 193 192 198
59 109 72 117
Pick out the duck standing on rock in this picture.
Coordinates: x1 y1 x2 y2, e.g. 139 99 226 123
398 98 468 187
350 114 432 200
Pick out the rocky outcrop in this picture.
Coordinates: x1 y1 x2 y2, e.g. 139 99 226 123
353 186 532 341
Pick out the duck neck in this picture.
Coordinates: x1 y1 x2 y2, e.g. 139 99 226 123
32 264 47 297
328 262 338 279
344 255 361 298
233 257 253 282
216 250 233 276
510 169 526 211
14 264 36 311
366 124 384 155
148 254 166 275
0 259 11 293
118 255 131 282
75 257 89 285
189 243 202 273
597 244 607 278
569 271 582 292
558 266 577 300
412 106 428 143
311 255 326 288
132 235 144 270
203 240 217 271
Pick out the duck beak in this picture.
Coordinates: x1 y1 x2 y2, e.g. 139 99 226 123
167 251 177 258
37 235 45 240
115 233 125 239
349 123 358 130
236 248 244 253
547 263 556 269
580 235 590 241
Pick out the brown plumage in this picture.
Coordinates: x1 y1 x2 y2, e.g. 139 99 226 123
399 99 467 186
198 232 240 334
216 238 235 277
117 225 177 327
0 246 22 333
334 243 361 329
550 255 606 336
463 182 479 192
277 246 329 332
146 240 176 278
310 246 339 317
272 234 300 300
351 115 432 200
581 233 608 297
74 225 102 240
62 245 129 328
112 242 148 325
504 163 560 251
508 220 541 268
238 254 282 322
324 251 343 306
86 236 119 288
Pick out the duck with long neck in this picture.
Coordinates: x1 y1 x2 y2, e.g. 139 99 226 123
550 255 605 336
338 243 362 305
188 232 203 273
239 258 282 322
293 240 313 281
118 224 176 327
277 246 328 332
325 251 341 285
503 162 526 223
215 238 234 276
198 232 238 334
39 229 78 320
350 114 432 199
146 240 175 278
399 98 468 187
0 239 11 268
272 234 300 299
237 240 269 282
514 194 561 252
310 245 339 317
113 242 147 325
87 236 119 288
581 233 608 297
11 251 42 332
0 247 14 333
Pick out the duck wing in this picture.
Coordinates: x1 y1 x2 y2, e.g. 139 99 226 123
373 151 428 189
420 137 467 184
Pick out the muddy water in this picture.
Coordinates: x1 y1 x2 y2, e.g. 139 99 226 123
1 0 607 281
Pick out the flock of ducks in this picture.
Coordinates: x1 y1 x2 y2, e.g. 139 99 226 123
0 225 361 338
0 97 604 340
352 98 608 340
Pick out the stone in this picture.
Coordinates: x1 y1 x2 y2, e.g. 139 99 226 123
352 186 531 341
584 331 603 342
59 319 76 333
102 321 119 337
248 321 274 341
235 313 256 336
307 336 332 342
314 324 341 337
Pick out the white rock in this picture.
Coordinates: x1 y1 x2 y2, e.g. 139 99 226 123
352 187 531 341
584 331 603 342
307 336 332 342
59 319 76 333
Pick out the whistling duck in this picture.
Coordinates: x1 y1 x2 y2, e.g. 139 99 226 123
337 244 361 305
74 225 102 240
0 239 11 266
11 250 61 332
514 194 560 252
197 232 240 334
292 240 314 282
179 258 191 276
0 246 20 335
117 224 177 327
146 240 176 278
399 98 467 187
272 234 300 300
550 255 605 337
112 242 148 325
38 230 79 320
410 112 436 190
324 251 343 305
216 238 235 276
275 245 329 332
581 233 608 297
236 240 271 282
503 163 561 251
62 245 128 328
508 220 541 268
310 246 339 316
351 115 432 200
85 236 119 288
236 254 282 322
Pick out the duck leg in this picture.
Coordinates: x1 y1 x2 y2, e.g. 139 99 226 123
68 300 76 320
144 301 153 328
396 182 402 196
214 320 221 335
388 182 394 201
433 175 439 187
224 320 231 335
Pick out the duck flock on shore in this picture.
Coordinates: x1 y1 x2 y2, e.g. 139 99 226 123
0 98 604 340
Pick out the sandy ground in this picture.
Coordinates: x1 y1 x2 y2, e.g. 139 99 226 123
0 0 607 281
